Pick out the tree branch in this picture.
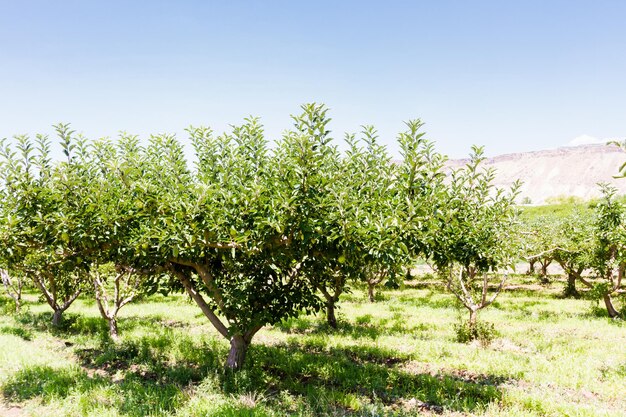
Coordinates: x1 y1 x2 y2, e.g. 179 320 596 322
169 257 228 314
167 263 229 339
484 274 507 307
31 271 58 310
60 288 82 311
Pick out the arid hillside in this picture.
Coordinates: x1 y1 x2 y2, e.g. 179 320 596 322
447 144 626 204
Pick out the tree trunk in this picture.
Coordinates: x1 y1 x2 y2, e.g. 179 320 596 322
563 274 579 298
52 309 64 327
468 308 478 328
107 317 119 340
226 334 249 371
2 271 22 313
12 293 21 314
537 261 551 284
318 284 340 329
603 294 621 318
326 299 337 328
527 260 536 275
368 282 375 302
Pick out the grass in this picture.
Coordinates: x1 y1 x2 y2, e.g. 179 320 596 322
0 277 625 416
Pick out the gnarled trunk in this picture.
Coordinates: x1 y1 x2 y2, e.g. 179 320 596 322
93 268 144 340
564 274 579 298
468 308 478 327
366 271 386 303
52 309 64 327
169 263 265 372
32 271 82 326
539 260 550 282
603 294 621 318
405 268 413 280
367 282 375 302
226 334 249 371
318 282 341 329
107 318 119 340
326 299 337 328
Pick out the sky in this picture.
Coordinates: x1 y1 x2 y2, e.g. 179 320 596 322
1 0 625 159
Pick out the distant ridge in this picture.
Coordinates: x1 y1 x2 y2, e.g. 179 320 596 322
446 144 626 204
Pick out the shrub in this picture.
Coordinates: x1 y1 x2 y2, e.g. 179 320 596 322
454 320 498 345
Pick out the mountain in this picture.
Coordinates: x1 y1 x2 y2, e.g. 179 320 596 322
446 144 626 204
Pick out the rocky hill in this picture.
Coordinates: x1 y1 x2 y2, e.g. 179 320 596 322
446 144 626 204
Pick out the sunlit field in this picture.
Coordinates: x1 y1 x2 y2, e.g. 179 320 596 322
1 274 624 417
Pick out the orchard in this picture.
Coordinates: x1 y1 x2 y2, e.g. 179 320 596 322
0 105 625 416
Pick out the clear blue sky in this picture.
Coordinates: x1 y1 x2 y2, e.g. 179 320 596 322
1 0 625 158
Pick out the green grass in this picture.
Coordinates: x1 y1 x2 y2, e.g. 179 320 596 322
0 278 625 416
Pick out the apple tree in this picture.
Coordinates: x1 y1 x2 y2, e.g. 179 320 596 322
0 128 93 325
586 185 626 318
110 105 342 370
427 146 520 330
552 211 594 298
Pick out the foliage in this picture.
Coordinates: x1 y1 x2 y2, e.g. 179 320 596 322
585 185 626 317
609 139 626 178
429 146 520 272
397 120 448 261
339 127 408 302
454 319 498 345
311 125 413 320
0 105 406 368
0 104 530 371
427 146 520 326
522 215 559 279
0 128 95 324
552 210 595 297
118 106 344 368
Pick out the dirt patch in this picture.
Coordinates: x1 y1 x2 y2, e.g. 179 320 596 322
0 403 23 417
490 338 535 354
398 397 444 414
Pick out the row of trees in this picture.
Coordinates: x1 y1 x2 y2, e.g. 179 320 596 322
521 188 626 317
0 104 533 370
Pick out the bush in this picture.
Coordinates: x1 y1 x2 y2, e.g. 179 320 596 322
454 321 498 345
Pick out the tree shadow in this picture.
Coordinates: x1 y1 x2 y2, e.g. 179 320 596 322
13 311 109 337
1 364 185 417
246 339 506 413
11 311 187 340
582 305 625 324
276 316 383 340
276 312 423 340
74 333 224 386
0 325 33 341
2 365 102 401
2 329 223 416
2 327 507 416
